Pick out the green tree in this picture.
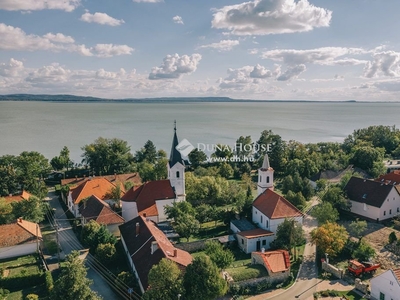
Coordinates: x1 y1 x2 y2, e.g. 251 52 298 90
350 146 385 174
219 163 234 179
270 219 305 251
95 243 117 266
183 255 228 300
322 186 348 210
389 231 398 244
80 220 116 252
174 214 200 242
235 136 253 157
0 198 13 224
348 219 367 238
51 146 72 171
81 137 134 175
165 201 196 222
16 151 51 191
285 191 307 210
352 240 376 261
188 148 207 169
135 140 157 164
11 195 45 223
143 258 183 300
51 251 101 300
0 164 20 196
311 202 339 225
311 222 349 257
204 240 234 270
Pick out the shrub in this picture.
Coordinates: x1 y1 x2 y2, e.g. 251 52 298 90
389 231 397 244
0 273 44 290
45 271 54 292
25 294 39 300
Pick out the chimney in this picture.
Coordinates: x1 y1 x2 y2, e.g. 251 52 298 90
174 249 178 257
143 213 147 218
151 241 158 254
18 217 22 223
9 194 12 197
114 173 117 181
136 222 140 236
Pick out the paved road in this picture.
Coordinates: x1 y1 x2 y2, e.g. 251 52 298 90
47 191 120 300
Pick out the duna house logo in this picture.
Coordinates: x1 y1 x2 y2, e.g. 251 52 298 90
176 139 195 156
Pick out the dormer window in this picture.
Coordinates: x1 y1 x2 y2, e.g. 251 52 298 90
362 194 367 199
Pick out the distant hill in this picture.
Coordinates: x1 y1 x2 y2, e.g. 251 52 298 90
0 94 359 103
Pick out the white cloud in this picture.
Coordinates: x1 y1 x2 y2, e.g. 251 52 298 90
0 58 24 77
250 64 280 78
364 51 400 78
199 40 239 52
173 16 184 25
0 23 133 57
26 63 70 85
96 68 126 80
374 80 400 91
276 64 306 81
320 58 368 66
149 53 202 80
80 12 125 26
43 33 75 43
92 44 134 57
211 0 332 36
261 47 366 65
0 0 80 12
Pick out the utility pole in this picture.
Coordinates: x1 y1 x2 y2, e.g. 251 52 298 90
55 223 61 267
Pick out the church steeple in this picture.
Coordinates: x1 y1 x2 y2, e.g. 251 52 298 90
167 121 185 200
169 120 184 168
257 153 274 195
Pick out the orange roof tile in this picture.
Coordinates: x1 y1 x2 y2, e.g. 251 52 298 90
393 268 400 282
70 177 120 204
254 250 290 273
121 180 175 217
61 173 141 189
377 170 400 185
253 189 303 219
0 219 42 247
237 228 274 239
3 191 32 204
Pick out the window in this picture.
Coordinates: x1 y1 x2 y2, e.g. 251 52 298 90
262 240 266 246
266 176 269 183
260 175 262 182
261 215 263 223
380 292 385 300
176 171 180 178
266 220 269 228
397 207 399 213
390 209 392 215
384 211 386 216
241 239 244 245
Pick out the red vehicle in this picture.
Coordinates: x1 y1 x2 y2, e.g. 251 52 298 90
348 260 380 276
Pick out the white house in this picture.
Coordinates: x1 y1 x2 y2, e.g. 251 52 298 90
345 177 400 222
0 219 42 260
231 154 303 253
121 125 186 223
370 268 400 300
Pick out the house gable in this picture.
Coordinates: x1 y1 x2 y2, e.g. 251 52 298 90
0 219 42 248
70 177 118 205
79 195 124 225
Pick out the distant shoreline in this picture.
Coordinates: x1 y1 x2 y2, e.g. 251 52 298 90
0 94 368 103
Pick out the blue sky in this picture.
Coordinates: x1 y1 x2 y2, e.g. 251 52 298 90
1 0 400 100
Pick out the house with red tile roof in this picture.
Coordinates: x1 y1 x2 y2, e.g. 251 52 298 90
251 249 291 280
344 177 400 221
376 170 400 185
231 154 303 253
3 191 33 204
371 268 400 300
119 215 192 293
0 218 42 259
67 177 122 217
79 195 125 236
121 125 187 223
61 172 141 189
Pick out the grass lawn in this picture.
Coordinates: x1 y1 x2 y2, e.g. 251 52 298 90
317 290 367 300
7 284 48 300
0 255 40 277
179 220 229 242
226 264 269 282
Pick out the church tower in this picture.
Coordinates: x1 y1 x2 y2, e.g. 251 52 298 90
168 122 186 201
257 153 274 195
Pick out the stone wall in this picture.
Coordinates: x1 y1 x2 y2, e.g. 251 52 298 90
355 278 369 294
322 261 344 279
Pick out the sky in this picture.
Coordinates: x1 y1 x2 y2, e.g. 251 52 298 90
1 0 400 101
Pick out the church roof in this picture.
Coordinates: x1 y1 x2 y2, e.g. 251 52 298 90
121 180 176 217
253 189 303 219
260 154 273 171
169 124 184 168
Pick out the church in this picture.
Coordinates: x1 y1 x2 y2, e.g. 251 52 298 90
121 124 186 223
231 154 303 253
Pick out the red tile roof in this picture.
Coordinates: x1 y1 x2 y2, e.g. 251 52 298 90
69 177 120 205
393 268 400 282
121 180 175 216
237 228 274 239
376 171 400 185
253 189 303 219
119 215 192 290
3 191 32 204
79 195 124 225
254 250 290 273
61 173 141 188
0 219 42 248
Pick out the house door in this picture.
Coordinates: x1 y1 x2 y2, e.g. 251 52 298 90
256 241 261 251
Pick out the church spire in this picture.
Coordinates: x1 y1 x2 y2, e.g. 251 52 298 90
169 121 183 167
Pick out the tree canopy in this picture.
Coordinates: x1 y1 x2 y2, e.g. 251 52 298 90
311 222 349 257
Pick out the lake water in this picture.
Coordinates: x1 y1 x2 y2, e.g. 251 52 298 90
1 101 399 164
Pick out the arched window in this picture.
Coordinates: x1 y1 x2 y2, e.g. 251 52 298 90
259 175 262 182
176 171 180 178
266 176 269 183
